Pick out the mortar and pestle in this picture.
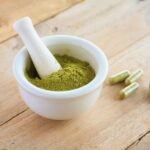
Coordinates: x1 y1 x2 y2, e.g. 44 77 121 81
13 17 108 120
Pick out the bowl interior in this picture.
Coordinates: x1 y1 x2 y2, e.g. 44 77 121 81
13 35 108 98
44 36 100 73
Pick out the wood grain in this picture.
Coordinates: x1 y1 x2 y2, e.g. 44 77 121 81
1 0 150 149
0 0 82 43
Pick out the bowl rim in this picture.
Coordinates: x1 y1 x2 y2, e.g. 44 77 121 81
13 35 108 99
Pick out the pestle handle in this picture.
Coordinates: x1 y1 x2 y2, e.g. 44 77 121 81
13 17 61 78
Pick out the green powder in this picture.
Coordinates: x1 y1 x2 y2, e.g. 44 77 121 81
25 54 95 91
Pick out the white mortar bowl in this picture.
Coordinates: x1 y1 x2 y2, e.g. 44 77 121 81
13 35 108 120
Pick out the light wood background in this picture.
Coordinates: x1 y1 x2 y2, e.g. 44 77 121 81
1 0 150 149
0 0 81 43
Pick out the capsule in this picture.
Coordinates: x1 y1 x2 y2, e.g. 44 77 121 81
120 82 139 99
125 69 143 85
109 70 130 85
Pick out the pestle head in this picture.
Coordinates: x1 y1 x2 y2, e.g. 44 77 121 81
13 17 32 33
13 17 61 78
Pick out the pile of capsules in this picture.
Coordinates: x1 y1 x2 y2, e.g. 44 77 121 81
109 69 143 99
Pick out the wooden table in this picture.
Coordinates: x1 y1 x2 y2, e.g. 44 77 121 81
1 0 150 149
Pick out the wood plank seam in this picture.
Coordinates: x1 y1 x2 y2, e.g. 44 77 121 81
125 131 150 150
0 108 28 127
32 1 83 28
0 0 129 45
0 0 83 44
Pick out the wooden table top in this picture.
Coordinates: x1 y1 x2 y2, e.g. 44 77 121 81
1 0 150 149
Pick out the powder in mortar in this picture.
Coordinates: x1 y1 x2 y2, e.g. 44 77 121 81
25 54 95 91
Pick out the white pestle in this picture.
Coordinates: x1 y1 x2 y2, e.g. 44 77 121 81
13 17 61 78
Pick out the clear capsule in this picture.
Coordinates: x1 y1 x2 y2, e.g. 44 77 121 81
120 82 139 99
125 69 143 85
109 70 130 85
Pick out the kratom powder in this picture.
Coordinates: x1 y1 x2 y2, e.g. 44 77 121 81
25 54 95 91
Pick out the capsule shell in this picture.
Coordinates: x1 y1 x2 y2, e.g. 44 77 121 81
125 69 143 85
109 70 130 85
120 82 139 99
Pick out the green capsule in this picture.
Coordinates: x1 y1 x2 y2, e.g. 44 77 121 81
120 82 139 99
109 70 130 85
125 69 143 85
